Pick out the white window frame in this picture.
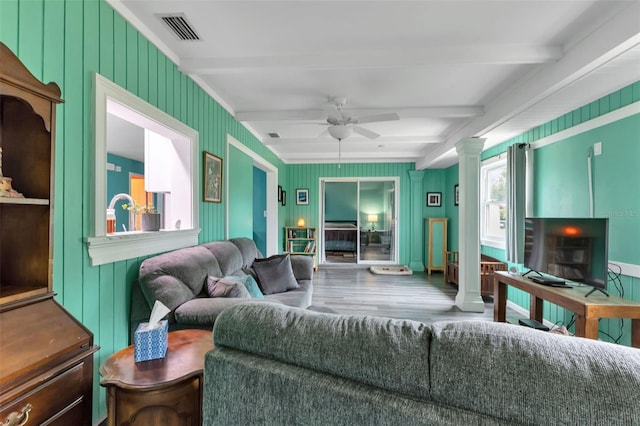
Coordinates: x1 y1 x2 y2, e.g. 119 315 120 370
86 73 200 266
480 156 506 249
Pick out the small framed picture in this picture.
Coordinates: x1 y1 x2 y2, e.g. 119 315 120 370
454 184 460 206
278 185 282 202
426 192 442 207
203 151 222 203
296 188 309 205
281 190 286 206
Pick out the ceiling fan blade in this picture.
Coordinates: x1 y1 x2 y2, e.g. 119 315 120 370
353 112 399 124
353 126 380 139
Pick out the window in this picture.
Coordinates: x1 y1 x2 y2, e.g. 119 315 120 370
86 73 200 266
481 157 506 248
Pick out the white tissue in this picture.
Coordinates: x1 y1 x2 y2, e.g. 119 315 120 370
148 300 170 329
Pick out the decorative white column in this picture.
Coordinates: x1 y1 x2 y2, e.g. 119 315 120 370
408 170 425 271
455 137 486 312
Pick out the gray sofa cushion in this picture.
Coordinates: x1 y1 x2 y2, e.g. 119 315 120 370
206 276 252 298
213 303 432 401
202 241 244 276
139 245 222 310
204 348 511 426
290 255 314 280
253 253 299 295
429 320 640 425
174 298 276 325
230 237 262 268
264 280 312 308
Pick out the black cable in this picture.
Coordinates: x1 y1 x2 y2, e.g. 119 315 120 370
566 314 576 330
598 264 624 343
607 263 623 298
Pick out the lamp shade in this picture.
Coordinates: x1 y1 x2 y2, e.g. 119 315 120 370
297 217 305 227
327 124 353 140
367 214 378 223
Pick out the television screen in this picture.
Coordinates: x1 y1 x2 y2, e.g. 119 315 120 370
524 218 609 290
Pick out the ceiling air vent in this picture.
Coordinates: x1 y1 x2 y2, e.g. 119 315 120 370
159 14 200 41
267 132 280 138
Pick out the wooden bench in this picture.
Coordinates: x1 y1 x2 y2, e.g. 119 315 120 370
445 252 507 296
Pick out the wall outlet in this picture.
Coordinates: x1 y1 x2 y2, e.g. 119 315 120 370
594 141 602 156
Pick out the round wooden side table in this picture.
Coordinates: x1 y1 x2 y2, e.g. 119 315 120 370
100 329 214 426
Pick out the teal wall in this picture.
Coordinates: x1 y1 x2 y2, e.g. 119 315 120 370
465 82 640 346
325 181 357 221
359 184 383 228
445 164 460 251
227 145 254 239
253 167 267 255
0 0 285 422
282 163 415 263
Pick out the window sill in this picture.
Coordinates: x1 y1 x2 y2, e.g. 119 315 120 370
481 238 505 250
86 228 200 266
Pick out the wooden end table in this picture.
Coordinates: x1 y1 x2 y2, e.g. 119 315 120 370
100 329 214 426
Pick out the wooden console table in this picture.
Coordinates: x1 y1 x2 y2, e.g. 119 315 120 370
493 271 640 348
100 329 214 426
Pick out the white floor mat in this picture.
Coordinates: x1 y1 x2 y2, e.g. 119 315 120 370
369 265 413 275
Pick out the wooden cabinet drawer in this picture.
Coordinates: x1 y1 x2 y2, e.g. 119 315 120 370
0 362 85 425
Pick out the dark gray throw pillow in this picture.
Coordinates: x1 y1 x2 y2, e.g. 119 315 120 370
206 276 251 299
252 253 299 295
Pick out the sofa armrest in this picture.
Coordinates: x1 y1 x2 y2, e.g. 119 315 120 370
290 255 314 281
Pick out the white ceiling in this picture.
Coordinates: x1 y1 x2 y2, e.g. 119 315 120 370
109 0 640 168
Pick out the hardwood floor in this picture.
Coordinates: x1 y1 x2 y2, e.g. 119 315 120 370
311 265 522 324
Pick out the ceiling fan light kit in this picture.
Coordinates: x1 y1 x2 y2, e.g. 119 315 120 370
327 124 353 140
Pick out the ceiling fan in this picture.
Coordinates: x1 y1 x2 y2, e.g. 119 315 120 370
321 97 399 141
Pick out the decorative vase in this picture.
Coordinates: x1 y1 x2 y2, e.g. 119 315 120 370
141 213 161 232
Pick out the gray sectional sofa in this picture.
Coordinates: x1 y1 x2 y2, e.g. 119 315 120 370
130 237 313 339
204 303 640 425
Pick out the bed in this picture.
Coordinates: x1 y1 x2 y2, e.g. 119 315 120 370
324 221 358 255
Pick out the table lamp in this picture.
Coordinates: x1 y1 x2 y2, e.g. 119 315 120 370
367 214 378 231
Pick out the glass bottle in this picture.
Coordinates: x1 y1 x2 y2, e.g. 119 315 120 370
106 209 116 233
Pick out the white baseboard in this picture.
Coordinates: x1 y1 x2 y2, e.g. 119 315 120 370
610 261 640 279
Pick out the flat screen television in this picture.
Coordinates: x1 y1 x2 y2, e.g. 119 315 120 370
523 217 609 296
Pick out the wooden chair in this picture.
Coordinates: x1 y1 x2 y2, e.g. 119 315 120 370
445 251 507 296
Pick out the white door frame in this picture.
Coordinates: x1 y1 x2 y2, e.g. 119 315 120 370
318 176 399 265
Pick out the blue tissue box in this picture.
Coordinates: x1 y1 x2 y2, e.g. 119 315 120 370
134 320 168 362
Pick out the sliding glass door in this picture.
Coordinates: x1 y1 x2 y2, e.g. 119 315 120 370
321 178 398 265
358 180 396 264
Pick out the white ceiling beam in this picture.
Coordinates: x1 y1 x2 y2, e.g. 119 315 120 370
237 106 483 122
179 45 562 74
263 136 444 146
280 152 421 164
416 1 640 170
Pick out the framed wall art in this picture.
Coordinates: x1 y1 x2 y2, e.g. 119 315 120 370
296 188 309 205
454 184 459 206
426 192 442 207
203 151 222 203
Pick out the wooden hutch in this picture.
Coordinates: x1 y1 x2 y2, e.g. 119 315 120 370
0 43 98 425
